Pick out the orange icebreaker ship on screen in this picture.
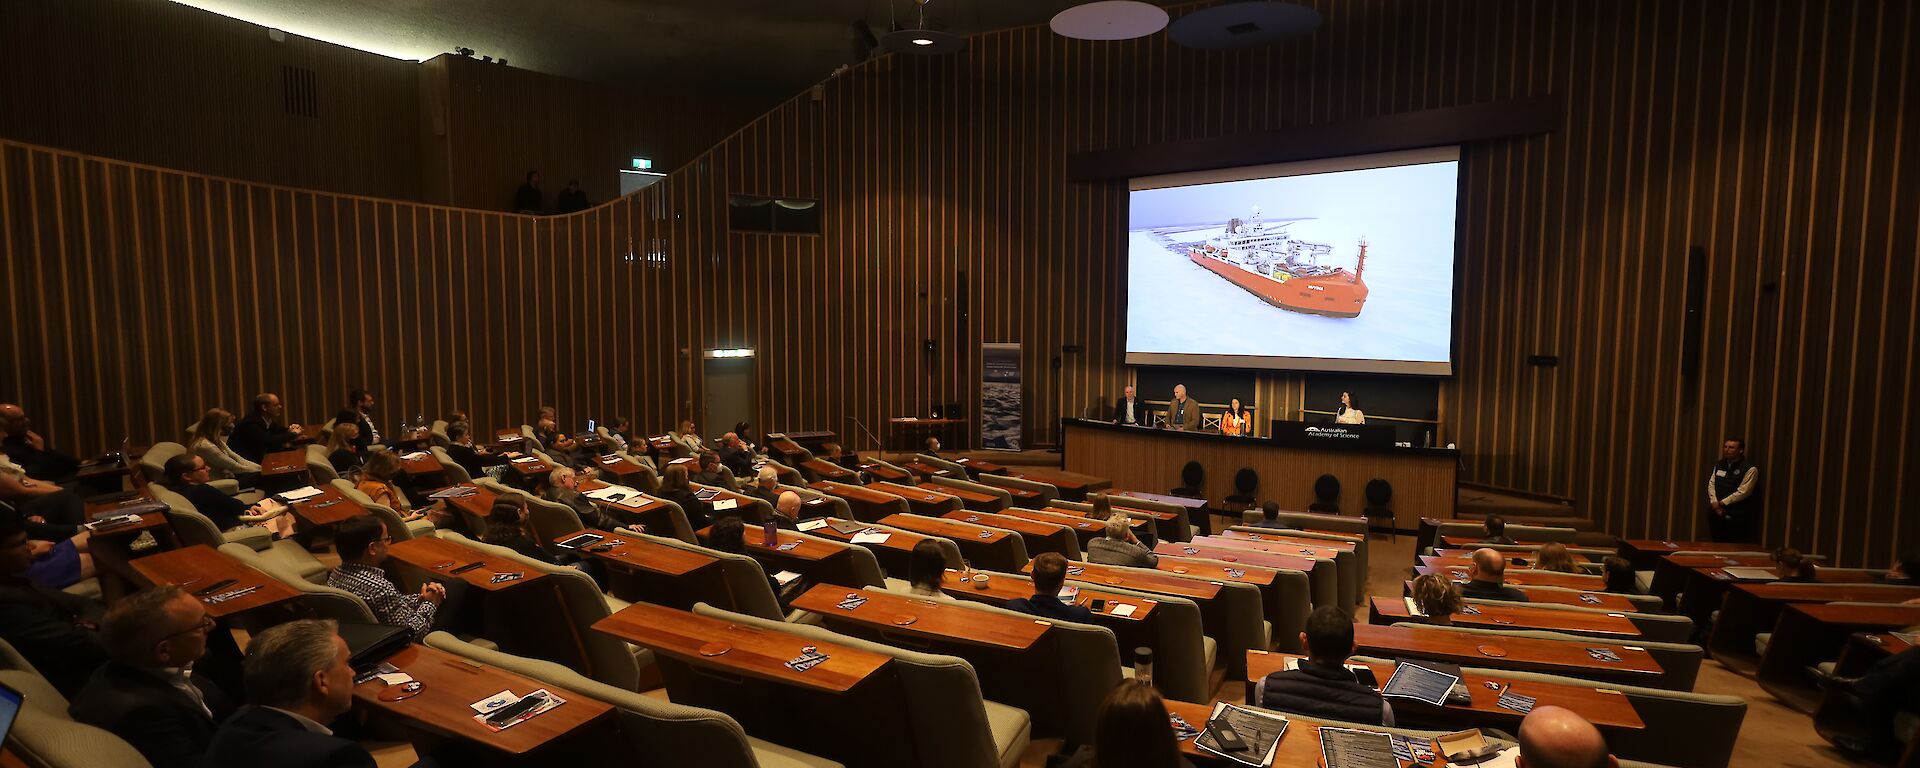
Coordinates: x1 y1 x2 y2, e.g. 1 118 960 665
1185 208 1369 318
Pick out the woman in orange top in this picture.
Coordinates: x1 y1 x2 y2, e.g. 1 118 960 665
356 451 421 520
1221 398 1252 436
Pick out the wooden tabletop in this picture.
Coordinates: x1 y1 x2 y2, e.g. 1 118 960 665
1164 699 1505 767
1244 651 1646 730
1432 549 1593 564
1692 564 1879 585
1660 553 1776 569
131 544 299 618
1155 554 1278 588
387 536 550 592
804 518 929 555
1005 507 1126 541
1198 534 1345 561
943 510 1077 559
1369 596 1642 637
593 602 893 693
952 456 1005 474
439 483 501 522
1724 581 1920 604
1621 538 1759 554
1156 542 1316 574
1118 491 1208 509
869 481 958 514
879 513 1011 546
1352 624 1663 680
1012 468 1113 493
260 449 308 477
290 485 372 527
554 528 718 577
1422 555 1594 572
937 570 1156 623
919 481 1000 509
1440 535 1558 548
1034 560 1222 602
391 427 434 448
1786 602 1920 628
395 450 445 477
589 453 646 477
1034 506 1151 531
901 461 957 480
693 484 760 516
506 454 555 478
856 462 912 483
1398 581 1642 613
1416 565 1605 591
801 459 858 482
575 479 667 516
353 643 613 754
792 584 1052 651
696 523 849 563
83 490 170 537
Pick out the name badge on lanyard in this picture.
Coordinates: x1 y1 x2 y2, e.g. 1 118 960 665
1714 470 1727 478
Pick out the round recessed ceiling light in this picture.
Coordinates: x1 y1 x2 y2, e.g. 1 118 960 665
1168 1 1321 49
1050 1 1171 41
912 37 934 45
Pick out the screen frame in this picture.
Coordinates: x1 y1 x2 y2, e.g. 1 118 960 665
1123 146 1464 377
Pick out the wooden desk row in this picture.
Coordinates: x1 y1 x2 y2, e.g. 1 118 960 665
1243 651 1647 730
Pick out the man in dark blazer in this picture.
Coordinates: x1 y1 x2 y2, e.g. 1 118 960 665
206 619 388 768
1110 385 1150 427
332 389 381 452
70 586 234 768
230 393 302 463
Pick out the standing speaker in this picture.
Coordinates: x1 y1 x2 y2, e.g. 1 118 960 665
1680 247 1706 377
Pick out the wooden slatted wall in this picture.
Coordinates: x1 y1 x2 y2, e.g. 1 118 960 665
1 0 1914 565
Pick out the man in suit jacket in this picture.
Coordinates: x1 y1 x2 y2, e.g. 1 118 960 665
206 620 386 768
1166 384 1201 431
1110 385 1150 427
230 393 302 463
332 389 381 452
70 586 234 768
717 432 758 477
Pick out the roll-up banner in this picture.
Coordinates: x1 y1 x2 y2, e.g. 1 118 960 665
979 343 1023 451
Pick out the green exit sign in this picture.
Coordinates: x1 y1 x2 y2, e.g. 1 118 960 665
631 157 653 170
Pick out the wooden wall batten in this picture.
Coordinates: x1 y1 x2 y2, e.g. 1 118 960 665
1 0 1916 567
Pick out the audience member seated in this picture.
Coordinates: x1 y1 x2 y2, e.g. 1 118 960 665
1087 494 1113 521
0 450 86 531
0 403 80 482
1516 705 1619 768
331 389 381 451
323 423 363 476
1534 542 1578 573
163 455 289 535
690 451 734 490
656 464 714 530
1825 646 1920 758
23 527 94 590
480 496 558 565
0 512 108 697
1248 500 1288 529
443 422 507 479
744 467 782 508
533 419 589 469
924 436 943 456
669 419 704 456
536 466 616 530
442 410 469 427
903 539 953 601
821 442 860 471
187 407 262 485
1006 553 1094 623
69 586 233 768
1461 548 1530 602
229 392 302 464
1256 606 1393 725
206 619 401 768
1772 547 1817 582
602 416 634 452
770 491 803 529
731 421 760 453
326 516 448 638
1601 556 1639 594
717 432 757 477
708 516 793 603
355 451 419 518
1060 678 1196 768
1412 573 1464 626
1087 513 1158 568
1480 515 1517 545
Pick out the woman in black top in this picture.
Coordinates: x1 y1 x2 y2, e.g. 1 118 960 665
481 497 557 564
657 464 714 529
325 423 363 475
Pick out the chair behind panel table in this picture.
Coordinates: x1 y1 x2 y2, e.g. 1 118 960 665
688 603 1032 768
423 632 845 768
1309 474 1341 513
438 531 647 691
976 473 1058 508
926 474 1013 511
1363 477 1396 541
1224 467 1259 515
854 584 1122 745
1396 622 1704 692
1171 460 1205 499
0 667 153 768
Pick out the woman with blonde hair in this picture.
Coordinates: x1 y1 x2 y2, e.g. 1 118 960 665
1411 573 1464 626
325 423 363 475
356 450 416 518
1534 542 1579 573
186 407 261 482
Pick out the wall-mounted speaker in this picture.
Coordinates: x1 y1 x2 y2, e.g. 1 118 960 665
1680 246 1706 377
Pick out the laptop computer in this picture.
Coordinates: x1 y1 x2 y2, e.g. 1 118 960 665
0 679 22 746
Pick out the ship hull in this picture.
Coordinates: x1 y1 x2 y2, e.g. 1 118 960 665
1187 251 1368 318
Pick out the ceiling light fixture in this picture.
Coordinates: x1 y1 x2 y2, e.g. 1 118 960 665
1050 1 1170 42
882 0 965 55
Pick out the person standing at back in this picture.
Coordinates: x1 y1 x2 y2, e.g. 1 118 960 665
1705 437 1759 542
1255 606 1392 725
1166 384 1200 431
